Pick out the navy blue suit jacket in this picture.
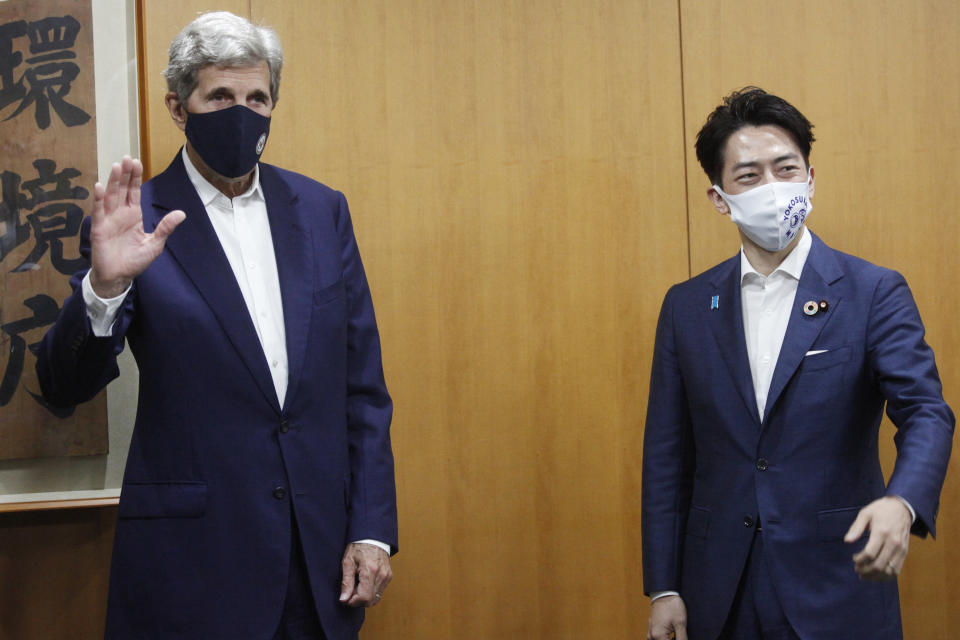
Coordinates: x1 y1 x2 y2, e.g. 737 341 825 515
641 233 953 639
37 154 397 639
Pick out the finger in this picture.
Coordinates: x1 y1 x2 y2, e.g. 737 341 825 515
352 564 375 604
116 156 134 200
128 158 143 207
844 511 869 543
852 532 881 569
153 210 186 243
91 182 106 223
339 555 357 603
103 162 123 215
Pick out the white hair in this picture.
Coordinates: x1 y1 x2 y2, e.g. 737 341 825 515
164 11 283 104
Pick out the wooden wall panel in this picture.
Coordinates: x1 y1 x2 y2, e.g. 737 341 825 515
680 1 960 636
245 1 688 637
0 507 116 639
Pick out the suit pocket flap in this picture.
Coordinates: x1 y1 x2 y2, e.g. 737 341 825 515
817 506 859 541
118 482 207 519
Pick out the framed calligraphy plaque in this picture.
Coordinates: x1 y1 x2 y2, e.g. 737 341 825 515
1 0 139 507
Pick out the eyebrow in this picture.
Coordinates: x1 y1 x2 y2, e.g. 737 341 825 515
202 86 234 100
732 153 802 171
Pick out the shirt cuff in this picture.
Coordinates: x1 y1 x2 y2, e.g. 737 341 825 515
650 590 680 602
352 539 391 554
82 271 131 337
890 495 917 524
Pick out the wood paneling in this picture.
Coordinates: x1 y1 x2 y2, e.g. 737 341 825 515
0 507 116 640
680 1 960 635
243 1 688 636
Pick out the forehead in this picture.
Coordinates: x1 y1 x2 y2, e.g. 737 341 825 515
722 124 802 169
194 62 270 91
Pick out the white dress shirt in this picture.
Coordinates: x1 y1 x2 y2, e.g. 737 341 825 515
82 148 389 555
740 227 811 422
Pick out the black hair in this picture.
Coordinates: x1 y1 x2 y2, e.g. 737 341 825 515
695 87 815 187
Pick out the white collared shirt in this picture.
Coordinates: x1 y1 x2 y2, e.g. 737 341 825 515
180 148 289 405
740 227 812 421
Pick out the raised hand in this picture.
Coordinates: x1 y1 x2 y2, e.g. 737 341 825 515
88 156 185 298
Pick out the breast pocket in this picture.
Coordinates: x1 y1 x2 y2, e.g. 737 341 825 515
799 346 851 373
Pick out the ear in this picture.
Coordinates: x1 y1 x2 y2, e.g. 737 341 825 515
807 166 815 199
166 92 187 131
707 186 731 215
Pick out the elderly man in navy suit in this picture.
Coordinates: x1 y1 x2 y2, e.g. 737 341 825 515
642 88 954 639
38 12 396 639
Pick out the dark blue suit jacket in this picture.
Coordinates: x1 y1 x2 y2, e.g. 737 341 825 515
37 154 397 639
641 233 953 639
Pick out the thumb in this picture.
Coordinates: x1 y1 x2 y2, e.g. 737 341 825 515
153 210 186 242
844 509 870 543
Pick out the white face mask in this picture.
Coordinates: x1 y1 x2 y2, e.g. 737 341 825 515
713 176 813 252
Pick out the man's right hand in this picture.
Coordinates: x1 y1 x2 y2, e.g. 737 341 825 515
89 156 185 298
647 595 687 640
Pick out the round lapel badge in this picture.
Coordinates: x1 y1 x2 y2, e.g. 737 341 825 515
803 300 819 316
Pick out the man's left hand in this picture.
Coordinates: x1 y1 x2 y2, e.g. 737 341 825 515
339 542 392 607
843 496 912 581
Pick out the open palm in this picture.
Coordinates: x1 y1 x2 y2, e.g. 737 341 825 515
89 156 185 298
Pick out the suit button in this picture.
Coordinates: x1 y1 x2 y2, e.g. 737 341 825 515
279 419 290 434
756 458 769 471
273 486 286 500
744 516 754 528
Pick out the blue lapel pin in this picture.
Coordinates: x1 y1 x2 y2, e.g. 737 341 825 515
711 295 719 310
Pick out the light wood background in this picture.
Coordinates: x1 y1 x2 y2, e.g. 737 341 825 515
2 1 956 638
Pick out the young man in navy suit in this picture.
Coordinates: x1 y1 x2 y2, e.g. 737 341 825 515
642 88 954 639
37 12 396 639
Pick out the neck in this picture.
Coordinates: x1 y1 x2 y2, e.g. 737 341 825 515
741 226 805 277
185 142 254 198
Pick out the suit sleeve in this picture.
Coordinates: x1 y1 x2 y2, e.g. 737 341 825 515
35 216 134 407
335 192 399 555
642 286 696 594
868 270 954 538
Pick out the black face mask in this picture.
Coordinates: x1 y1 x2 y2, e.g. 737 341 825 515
184 105 271 178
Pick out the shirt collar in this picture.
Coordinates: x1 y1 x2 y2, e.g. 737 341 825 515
181 146 263 207
740 225 812 284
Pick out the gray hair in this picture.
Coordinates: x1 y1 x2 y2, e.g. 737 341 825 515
164 11 284 105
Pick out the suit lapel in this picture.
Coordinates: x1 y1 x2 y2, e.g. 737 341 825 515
259 165 313 411
708 256 761 425
762 234 844 421
146 154 280 412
